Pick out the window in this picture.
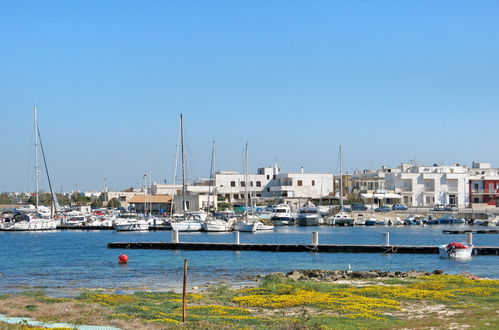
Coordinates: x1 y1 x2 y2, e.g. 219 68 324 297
230 181 236 187
297 180 303 186
267 175 270 180
311 180 315 186
250 181 253 187
256 181 261 187
241 181 245 187
474 183 479 190
233 194 239 200
267 188 270 192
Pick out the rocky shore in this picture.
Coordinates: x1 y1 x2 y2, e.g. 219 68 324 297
259 268 456 281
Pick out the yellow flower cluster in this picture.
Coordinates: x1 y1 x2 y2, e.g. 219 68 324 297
145 317 181 324
83 293 137 306
188 304 251 315
234 288 399 319
347 285 455 301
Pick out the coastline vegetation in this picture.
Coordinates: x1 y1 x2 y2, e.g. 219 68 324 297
0 274 497 329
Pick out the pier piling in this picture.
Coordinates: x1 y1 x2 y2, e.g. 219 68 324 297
235 231 240 245
172 230 179 243
312 232 319 246
384 232 390 246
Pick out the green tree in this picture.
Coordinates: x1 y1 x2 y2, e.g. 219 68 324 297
107 198 121 208
90 198 103 209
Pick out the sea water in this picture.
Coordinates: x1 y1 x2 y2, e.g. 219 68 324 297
0 225 498 296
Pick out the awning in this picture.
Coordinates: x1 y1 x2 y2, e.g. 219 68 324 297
361 193 403 199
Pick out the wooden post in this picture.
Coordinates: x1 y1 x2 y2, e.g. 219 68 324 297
182 258 188 322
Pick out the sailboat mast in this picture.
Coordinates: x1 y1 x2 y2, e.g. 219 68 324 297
244 142 249 209
207 141 215 212
170 120 181 215
180 114 187 219
34 106 39 209
339 145 343 211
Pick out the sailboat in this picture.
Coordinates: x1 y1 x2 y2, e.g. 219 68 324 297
170 114 205 232
234 142 273 232
327 146 354 226
203 142 235 232
2 106 59 231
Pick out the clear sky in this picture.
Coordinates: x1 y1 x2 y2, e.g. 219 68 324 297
1 0 498 192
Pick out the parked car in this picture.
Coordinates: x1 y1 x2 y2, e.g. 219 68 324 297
375 205 391 212
445 204 458 211
391 204 408 211
351 203 368 211
433 204 445 211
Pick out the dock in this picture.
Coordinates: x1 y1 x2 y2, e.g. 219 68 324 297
443 229 499 234
107 242 499 255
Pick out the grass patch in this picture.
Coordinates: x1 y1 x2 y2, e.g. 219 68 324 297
0 274 497 329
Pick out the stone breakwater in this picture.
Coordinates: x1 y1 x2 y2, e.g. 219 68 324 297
261 269 457 281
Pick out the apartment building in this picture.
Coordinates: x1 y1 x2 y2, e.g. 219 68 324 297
468 162 499 207
385 163 469 208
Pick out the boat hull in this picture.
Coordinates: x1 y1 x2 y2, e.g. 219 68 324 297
439 244 473 259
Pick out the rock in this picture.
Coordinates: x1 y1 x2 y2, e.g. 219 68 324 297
287 271 303 281
433 269 444 275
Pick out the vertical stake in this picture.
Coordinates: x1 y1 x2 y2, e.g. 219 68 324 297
183 258 188 322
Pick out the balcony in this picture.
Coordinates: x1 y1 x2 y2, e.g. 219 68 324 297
471 189 499 195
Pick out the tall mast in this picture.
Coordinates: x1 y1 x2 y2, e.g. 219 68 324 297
180 114 187 220
243 142 249 209
339 145 343 211
170 120 181 215
143 173 147 215
34 105 39 209
207 141 215 212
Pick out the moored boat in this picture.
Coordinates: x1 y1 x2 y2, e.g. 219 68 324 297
439 242 473 259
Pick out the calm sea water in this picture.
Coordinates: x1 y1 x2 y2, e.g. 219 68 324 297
0 225 498 296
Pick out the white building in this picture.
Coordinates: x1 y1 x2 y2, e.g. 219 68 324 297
385 163 469 208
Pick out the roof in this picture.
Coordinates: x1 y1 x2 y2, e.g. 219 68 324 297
361 193 402 199
128 195 172 204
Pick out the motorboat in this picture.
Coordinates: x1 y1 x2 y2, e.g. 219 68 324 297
365 217 378 226
390 217 404 226
353 214 366 226
1 212 59 231
61 215 87 227
202 218 235 232
330 211 354 226
297 207 322 226
377 218 389 226
114 218 149 231
270 204 295 226
439 242 473 259
473 214 499 226
438 214 466 225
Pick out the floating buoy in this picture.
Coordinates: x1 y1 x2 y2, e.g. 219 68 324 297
118 254 128 264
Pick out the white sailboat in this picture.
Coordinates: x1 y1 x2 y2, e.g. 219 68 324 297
170 114 204 232
329 146 354 226
234 142 273 232
2 106 59 231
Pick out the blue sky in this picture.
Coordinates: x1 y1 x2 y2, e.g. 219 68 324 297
1 1 498 192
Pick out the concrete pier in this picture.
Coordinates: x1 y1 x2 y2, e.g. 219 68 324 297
107 242 499 255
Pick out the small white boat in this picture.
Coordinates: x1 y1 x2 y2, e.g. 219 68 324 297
114 219 149 231
202 218 234 232
170 219 204 232
439 242 473 259
255 222 274 231
330 211 354 226
353 215 366 226
61 216 87 227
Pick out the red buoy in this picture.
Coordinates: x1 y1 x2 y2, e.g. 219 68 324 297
118 254 128 264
